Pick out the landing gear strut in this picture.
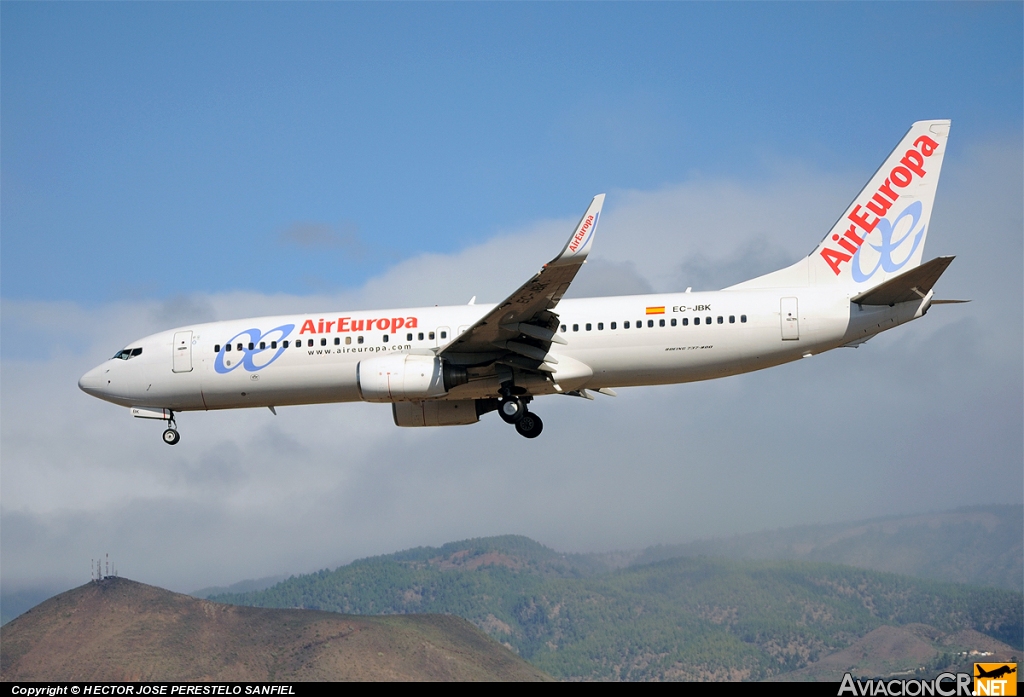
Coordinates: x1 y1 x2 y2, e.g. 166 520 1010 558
162 413 180 445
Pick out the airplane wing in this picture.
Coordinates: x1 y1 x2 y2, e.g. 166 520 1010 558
438 194 605 371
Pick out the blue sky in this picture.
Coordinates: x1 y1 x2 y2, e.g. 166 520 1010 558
3 2 1020 301
1 3 1021 597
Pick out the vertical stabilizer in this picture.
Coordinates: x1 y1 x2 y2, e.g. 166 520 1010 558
729 120 950 291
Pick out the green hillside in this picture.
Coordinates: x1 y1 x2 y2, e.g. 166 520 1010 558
212 536 1023 681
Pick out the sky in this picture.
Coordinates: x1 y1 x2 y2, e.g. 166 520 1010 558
1 3 1021 598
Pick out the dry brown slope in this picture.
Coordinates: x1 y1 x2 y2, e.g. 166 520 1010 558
771 624 1021 682
0 577 551 681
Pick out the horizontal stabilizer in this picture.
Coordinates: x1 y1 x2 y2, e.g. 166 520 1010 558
851 256 955 306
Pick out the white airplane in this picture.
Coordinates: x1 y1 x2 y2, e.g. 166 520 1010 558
80 120 962 444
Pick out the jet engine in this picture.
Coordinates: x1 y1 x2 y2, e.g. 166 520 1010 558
356 354 467 402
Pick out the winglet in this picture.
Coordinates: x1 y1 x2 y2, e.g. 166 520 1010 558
549 194 605 266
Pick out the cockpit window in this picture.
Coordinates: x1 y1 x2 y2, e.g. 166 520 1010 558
113 347 143 360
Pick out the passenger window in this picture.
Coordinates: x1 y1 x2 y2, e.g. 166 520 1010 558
560 324 567 333
671 318 677 327
214 345 221 353
648 320 654 328
225 344 232 352
586 323 592 331
611 322 617 330
260 342 266 350
383 335 389 343
248 342 255 350
334 337 340 345
237 343 244 351
271 341 278 349
682 318 689 326
694 317 700 325
741 315 747 323
624 321 630 329
406 333 413 341
429 332 435 340
308 340 314 347
637 320 642 328
283 341 289 348
717 316 723 324
321 338 327 346
418 332 424 340
598 322 604 330
346 336 352 345
659 319 665 327
706 316 712 324
358 336 364 344
729 316 735 324
573 324 579 332
440 331 447 339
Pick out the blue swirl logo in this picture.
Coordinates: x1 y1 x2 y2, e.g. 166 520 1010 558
851 201 926 283
214 324 295 374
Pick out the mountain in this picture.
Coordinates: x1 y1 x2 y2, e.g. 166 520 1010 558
190 575 288 599
632 505 1023 592
0 577 551 681
212 535 1023 681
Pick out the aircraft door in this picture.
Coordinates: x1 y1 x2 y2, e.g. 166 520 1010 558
780 297 800 341
173 331 194 372
435 327 450 348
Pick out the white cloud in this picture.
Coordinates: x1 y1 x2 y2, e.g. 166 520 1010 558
2 137 1020 594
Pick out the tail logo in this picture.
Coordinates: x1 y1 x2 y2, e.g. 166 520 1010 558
850 201 926 282
821 134 939 276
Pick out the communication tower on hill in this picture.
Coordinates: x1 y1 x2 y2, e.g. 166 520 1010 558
91 553 118 582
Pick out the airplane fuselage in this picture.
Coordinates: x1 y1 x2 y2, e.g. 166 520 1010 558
78 287 921 413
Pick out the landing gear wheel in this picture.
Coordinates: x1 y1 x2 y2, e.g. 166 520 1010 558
514 412 543 439
498 397 525 424
162 428 180 445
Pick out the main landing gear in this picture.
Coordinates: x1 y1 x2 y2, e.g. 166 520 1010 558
162 413 180 445
498 388 543 439
514 411 543 439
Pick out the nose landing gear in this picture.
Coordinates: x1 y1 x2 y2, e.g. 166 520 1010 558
162 413 180 445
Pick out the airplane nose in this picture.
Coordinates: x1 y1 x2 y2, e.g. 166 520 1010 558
78 365 105 396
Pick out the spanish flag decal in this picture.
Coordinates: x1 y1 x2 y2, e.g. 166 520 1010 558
646 306 665 315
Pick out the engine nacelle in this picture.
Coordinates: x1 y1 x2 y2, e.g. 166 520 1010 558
357 354 467 402
392 400 480 427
